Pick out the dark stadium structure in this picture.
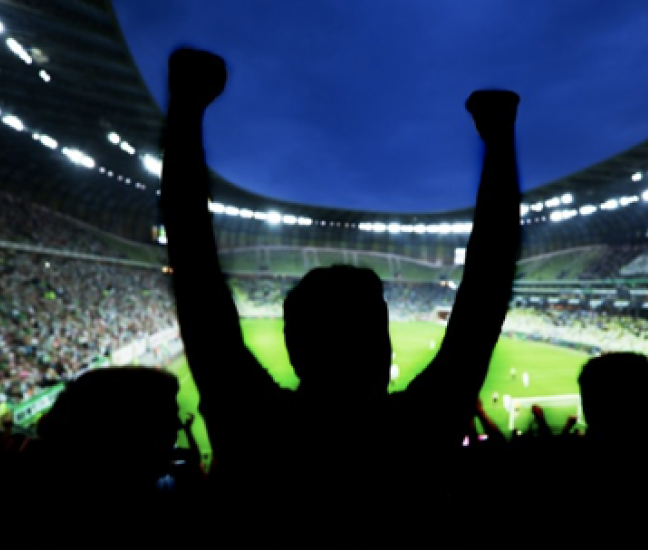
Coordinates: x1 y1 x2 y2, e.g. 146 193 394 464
1 0 648 258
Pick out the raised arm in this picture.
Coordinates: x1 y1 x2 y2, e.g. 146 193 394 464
407 90 521 445
160 49 277 436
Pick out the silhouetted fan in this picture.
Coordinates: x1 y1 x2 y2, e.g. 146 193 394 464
161 47 520 545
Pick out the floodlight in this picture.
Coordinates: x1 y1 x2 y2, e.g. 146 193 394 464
520 204 529 216
208 202 224 213
452 222 472 233
298 217 312 225
141 154 162 177
372 223 386 233
254 212 267 220
267 211 282 225
561 193 573 204
388 223 401 233
358 223 371 231
38 70 51 83
6 38 32 64
125 178 131 184
0 21 4 34
530 202 543 212
120 141 135 154
632 172 643 182
225 206 240 216
282 215 297 224
2 114 23 131
414 224 426 234
579 205 597 216
240 209 253 219
439 223 451 234
601 199 619 210
62 147 94 169
108 132 120 144
642 190 648 201
619 196 638 206
550 211 563 223
39 135 57 149
545 197 560 208
426 224 439 233
32 133 40 140
400 225 414 233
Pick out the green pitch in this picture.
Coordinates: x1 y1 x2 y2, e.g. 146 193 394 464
170 319 590 458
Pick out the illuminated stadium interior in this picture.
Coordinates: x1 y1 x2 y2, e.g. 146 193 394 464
2 0 648 445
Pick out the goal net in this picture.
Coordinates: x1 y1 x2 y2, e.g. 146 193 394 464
506 394 585 432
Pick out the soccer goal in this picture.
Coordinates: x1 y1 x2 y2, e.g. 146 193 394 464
506 394 584 432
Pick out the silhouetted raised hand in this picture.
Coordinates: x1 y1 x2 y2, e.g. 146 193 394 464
168 48 227 111
466 89 519 142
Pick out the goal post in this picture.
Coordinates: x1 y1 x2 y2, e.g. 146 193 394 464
507 394 584 432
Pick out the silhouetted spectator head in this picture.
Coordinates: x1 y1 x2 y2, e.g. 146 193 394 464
283 265 391 400
38 366 180 484
578 352 648 442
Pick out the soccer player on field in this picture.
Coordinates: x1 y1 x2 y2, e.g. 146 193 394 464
503 394 512 411
510 367 516 379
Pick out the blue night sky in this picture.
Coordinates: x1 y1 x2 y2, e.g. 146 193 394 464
113 0 648 213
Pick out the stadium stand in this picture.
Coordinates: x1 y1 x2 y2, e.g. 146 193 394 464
0 194 177 408
1 2 648 545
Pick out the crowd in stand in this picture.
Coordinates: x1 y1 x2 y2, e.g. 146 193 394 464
505 306 648 354
0 250 177 407
2 49 648 546
227 274 457 320
575 243 646 279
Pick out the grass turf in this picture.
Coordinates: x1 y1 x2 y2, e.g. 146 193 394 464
170 319 590 457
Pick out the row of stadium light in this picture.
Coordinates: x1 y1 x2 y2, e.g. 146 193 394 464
106 130 163 187
8 94 648 225
0 106 160 192
0 108 146 187
520 193 573 217
4 12 648 225
1 19 51 82
358 222 473 234
203 170 647 233
519 171 648 224
107 130 163 178
0 16 160 192
208 202 314 226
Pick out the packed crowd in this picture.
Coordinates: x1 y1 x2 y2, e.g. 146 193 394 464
504 306 648 354
0 248 177 404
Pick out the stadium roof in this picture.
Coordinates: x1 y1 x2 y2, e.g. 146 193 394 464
0 0 647 242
